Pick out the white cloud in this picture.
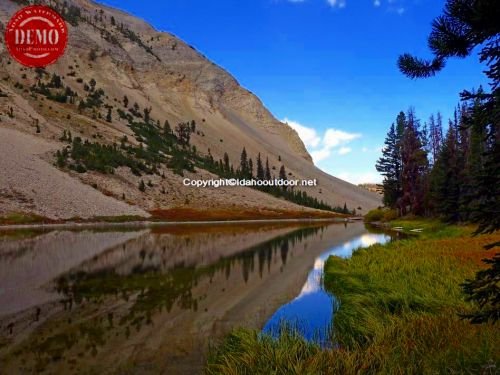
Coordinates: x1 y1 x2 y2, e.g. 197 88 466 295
283 118 321 148
323 129 360 148
336 171 382 184
338 147 352 155
327 0 346 8
373 0 381 6
282 118 361 163
362 147 369 152
310 148 331 162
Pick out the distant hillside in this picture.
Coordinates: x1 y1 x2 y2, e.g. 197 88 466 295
0 0 381 220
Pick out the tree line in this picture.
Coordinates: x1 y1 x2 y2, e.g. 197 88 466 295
392 0 499 323
376 94 491 223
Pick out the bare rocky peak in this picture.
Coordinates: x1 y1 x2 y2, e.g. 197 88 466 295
0 0 381 218
71 0 313 162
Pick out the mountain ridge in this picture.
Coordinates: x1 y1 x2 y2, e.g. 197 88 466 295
0 0 381 220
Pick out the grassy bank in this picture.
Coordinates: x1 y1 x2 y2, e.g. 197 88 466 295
206 220 500 374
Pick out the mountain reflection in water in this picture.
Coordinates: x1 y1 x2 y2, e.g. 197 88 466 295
0 222 393 374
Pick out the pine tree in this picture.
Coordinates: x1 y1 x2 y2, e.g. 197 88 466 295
143 107 151 124
223 152 230 173
106 108 112 123
163 120 171 136
256 153 264 180
279 165 287 190
398 0 500 323
123 95 128 108
428 113 443 165
279 165 287 180
400 108 429 216
430 125 460 221
138 180 146 192
240 147 249 177
265 157 271 180
376 122 402 209
248 158 254 178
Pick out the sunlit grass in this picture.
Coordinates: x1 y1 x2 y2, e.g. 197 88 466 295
206 221 500 374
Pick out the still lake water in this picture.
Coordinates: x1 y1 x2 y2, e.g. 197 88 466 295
0 222 394 374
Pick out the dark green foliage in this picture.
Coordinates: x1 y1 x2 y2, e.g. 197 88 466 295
461 254 500 323
397 0 499 79
106 108 112 123
138 180 146 192
119 27 161 61
58 137 152 176
175 122 191 146
88 49 97 61
376 121 403 208
397 0 500 323
163 120 171 135
240 147 249 177
429 125 461 221
62 4 82 26
167 153 195 177
400 109 429 216
265 158 271 180
256 153 265 180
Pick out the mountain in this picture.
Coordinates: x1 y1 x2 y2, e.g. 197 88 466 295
0 0 381 221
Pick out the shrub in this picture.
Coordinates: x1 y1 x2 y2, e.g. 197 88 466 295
382 209 398 221
364 208 386 222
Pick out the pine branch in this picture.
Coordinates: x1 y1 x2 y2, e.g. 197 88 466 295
397 54 445 79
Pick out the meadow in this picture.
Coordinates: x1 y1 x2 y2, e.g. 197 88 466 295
205 220 500 374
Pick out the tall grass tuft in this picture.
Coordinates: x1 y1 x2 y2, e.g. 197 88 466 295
206 221 500 374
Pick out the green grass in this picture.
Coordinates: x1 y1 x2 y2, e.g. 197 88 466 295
206 221 500 374
389 218 473 239
0 212 48 225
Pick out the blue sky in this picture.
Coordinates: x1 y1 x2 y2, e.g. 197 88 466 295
98 0 488 184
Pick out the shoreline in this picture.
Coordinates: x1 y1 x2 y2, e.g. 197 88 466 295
0 217 351 231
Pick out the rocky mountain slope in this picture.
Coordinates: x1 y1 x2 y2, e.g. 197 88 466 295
0 0 380 220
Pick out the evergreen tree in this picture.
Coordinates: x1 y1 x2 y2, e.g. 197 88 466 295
279 165 287 190
240 147 249 177
376 122 402 208
106 108 112 123
138 180 146 192
256 153 265 180
428 113 443 165
265 157 272 180
279 165 287 180
398 0 499 323
143 107 151 124
223 152 230 173
430 125 460 221
123 95 128 108
175 122 191 146
400 108 429 216
248 158 254 178
163 120 171 135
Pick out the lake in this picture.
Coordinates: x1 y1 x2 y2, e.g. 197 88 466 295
0 221 395 374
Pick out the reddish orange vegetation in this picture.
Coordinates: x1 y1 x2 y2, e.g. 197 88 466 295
149 207 344 222
434 234 500 266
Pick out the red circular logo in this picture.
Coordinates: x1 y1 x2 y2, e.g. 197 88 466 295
4 5 68 68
